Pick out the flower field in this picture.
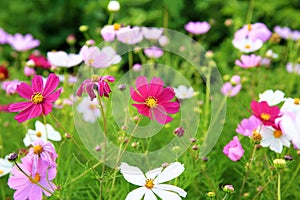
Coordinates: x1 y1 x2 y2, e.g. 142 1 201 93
0 0 300 199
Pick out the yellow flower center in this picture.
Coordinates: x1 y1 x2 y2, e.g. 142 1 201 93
252 130 262 143
260 113 271 121
91 75 100 82
36 131 42 137
30 173 41 183
33 145 43 155
0 72 5 80
89 104 97 110
113 23 121 31
0 170 4 175
245 44 251 49
247 24 252 31
145 97 158 108
294 98 300 105
145 179 154 189
88 59 94 65
273 130 282 138
31 92 44 104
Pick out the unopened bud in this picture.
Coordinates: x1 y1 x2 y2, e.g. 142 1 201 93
79 25 89 32
65 133 71 139
107 0 120 12
223 185 235 194
273 159 286 169
8 153 18 162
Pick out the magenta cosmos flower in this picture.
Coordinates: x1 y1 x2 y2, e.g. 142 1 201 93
250 100 281 127
130 76 180 124
185 21 211 34
77 75 115 100
7 33 40 51
8 157 56 200
235 54 261 68
9 73 62 123
223 136 244 161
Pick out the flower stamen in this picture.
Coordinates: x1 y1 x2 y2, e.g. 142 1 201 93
30 173 40 183
145 96 158 108
113 23 121 31
33 145 43 155
145 179 154 189
273 130 282 138
294 98 299 105
260 113 271 121
36 131 42 137
31 92 44 104
0 170 4 175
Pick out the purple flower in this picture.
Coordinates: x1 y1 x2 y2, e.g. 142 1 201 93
185 21 211 34
234 23 272 42
7 33 40 51
221 82 241 97
235 54 261 68
236 115 261 136
144 46 163 58
223 136 244 161
116 26 143 45
0 28 9 44
76 75 115 100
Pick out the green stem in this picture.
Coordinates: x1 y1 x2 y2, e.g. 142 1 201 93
277 172 281 200
203 66 211 132
163 7 168 28
222 193 228 200
238 144 256 200
282 163 300 194
107 13 115 25
246 0 254 24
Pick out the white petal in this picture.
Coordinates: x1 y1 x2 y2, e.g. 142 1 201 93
155 184 187 197
145 167 163 180
154 162 184 184
270 139 283 153
35 120 46 133
152 188 182 200
46 124 62 141
119 162 146 186
23 134 34 147
144 189 157 200
125 187 146 200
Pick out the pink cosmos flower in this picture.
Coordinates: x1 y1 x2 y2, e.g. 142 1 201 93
8 157 56 200
29 54 51 69
286 62 300 74
221 82 242 97
236 115 261 136
26 139 58 175
235 54 261 68
8 73 62 123
232 38 263 53
184 21 211 34
250 100 281 127
2 79 22 95
144 46 164 59
274 26 293 40
100 24 123 41
234 23 272 42
141 27 164 40
76 75 115 100
223 136 244 161
116 26 143 45
0 28 9 44
24 66 36 77
7 33 40 51
130 76 180 124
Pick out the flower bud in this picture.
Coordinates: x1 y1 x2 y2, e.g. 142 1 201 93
174 127 184 137
107 0 120 12
66 34 76 45
8 152 18 162
273 158 286 169
207 191 215 198
79 25 89 32
223 184 235 194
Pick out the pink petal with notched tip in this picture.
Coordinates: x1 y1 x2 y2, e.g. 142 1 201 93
43 73 59 95
135 76 148 98
32 75 44 92
157 87 175 103
159 102 180 114
9 102 33 112
16 83 34 100
132 104 151 119
152 106 173 124
44 89 62 102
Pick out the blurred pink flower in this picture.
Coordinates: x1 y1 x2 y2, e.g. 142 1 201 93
9 73 62 123
132 63 142 72
8 157 56 200
286 62 300 74
2 80 21 95
141 27 164 40
29 54 51 69
184 21 211 34
144 46 163 58
221 82 241 97
223 136 244 161
101 24 122 41
130 76 180 124
274 26 296 40
7 33 40 51
24 66 36 77
235 54 261 68
116 26 143 44
234 23 272 42
236 115 261 136
77 75 115 100
0 28 9 44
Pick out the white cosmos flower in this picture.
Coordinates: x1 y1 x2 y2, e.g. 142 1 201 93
173 85 194 99
232 38 263 53
77 96 100 123
0 156 13 177
47 51 82 68
280 97 300 115
258 90 285 106
120 162 187 200
279 111 300 149
23 120 62 147
259 125 291 153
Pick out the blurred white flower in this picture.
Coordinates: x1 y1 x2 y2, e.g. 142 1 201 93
23 120 62 147
120 162 187 200
0 156 13 177
77 96 100 123
141 27 164 40
174 85 194 99
232 38 263 53
281 98 300 114
259 90 285 106
107 0 120 12
47 51 82 68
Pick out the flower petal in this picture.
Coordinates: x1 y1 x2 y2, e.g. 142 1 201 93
14 104 42 123
32 75 44 92
135 76 148 98
119 162 146 186
9 102 33 112
16 83 34 100
125 187 146 200
130 87 145 102
45 124 62 141
132 104 151 119
154 162 184 184
148 77 164 97
29 185 42 200
44 88 62 103
155 184 187 197
43 73 60 95
152 107 173 124
159 102 180 114
144 189 158 200
152 188 182 200
145 167 163 180
42 102 53 116
157 87 175 103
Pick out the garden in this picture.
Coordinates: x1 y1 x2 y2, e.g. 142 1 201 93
0 0 300 199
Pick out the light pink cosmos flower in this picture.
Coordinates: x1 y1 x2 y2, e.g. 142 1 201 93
144 46 164 59
130 76 180 124
234 23 272 42
24 66 36 77
8 157 56 200
47 51 82 68
223 136 244 161
0 28 9 44
100 24 122 41
184 21 211 34
274 26 293 40
286 62 300 74
79 45 121 68
1 79 22 95
7 33 40 51
235 54 261 68
116 26 143 45
221 82 242 97
141 27 164 40
9 73 62 123
232 38 263 53
236 115 261 136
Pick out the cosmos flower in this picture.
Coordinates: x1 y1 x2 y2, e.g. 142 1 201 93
173 85 194 99
8 73 62 123
279 111 300 149
116 26 143 45
144 46 164 59
130 76 180 124
8 157 56 200
236 115 261 137
0 155 13 177
0 65 9 80
76 75 115 100
23 120 62 147
286 62 300 75
120 162 187 200
29 54 51 69
258 90 285 106
101 24 122 41
24 66 36 77
1 79 21 95
223 136 244 161
232 38 263 53
221 82 242 97
76 96 101 123
141 27 164 40
0 28 9 44
280 97 300 115
234 23 272 42
47 51 82 68
7 33 40 51
184 21 211 34
235 54 261 68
